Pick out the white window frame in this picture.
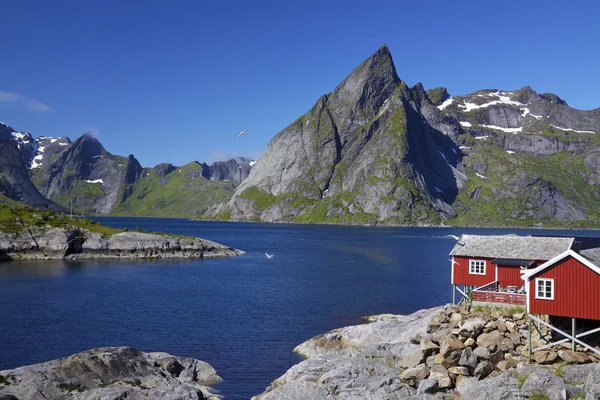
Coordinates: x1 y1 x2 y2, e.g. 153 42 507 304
535 278 554 300
469 259 486 275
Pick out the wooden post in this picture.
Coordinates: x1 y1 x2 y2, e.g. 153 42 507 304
572 318 576 351
528 314 532 364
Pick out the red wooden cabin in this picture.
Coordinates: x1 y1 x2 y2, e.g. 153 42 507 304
449 235 573 305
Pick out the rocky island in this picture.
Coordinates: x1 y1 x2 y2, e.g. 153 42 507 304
0 204 243 261
253 304 600 399
0 347 222 400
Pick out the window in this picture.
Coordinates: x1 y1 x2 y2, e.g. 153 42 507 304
469 260 486 275
535 278 554 300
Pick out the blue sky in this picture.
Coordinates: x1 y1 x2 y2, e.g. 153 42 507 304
1 0 599 167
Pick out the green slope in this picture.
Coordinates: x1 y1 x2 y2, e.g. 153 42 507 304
111 162 237 217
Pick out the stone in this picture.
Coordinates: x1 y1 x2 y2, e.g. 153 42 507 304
476 330 505 351
450 312 463 327
425 355 436 367
558 350 590 364
483 321 497 332
399 350 425 369
512 313 525 321
459 317 485 338
490 310 503 320
505 321 516 333
473 346 491 360
427 321 442 333
400 364 430 387
419 337 440 357
497 320 507 333
437 312 449 324
496 359 518 372
459 348 479 372
508 331 522 346
409 335 422 345
416 378 439 394
430 328 452 344
489 350 504 366
440 336 466 357
441 350 462 369
448 366 469 376
473 360 494 378
428 364 451 387
533 350 558 365
464 337 475 347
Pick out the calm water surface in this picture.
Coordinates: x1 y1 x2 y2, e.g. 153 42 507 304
1 218 598 399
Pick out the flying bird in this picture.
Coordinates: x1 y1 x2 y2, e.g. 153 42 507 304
237 129 250 138
265 253 274 259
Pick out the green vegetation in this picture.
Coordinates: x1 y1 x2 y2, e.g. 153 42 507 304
111 162 236 217
425 88 447 105
57 383 86 393
516 373 530 388
0 374 11 385
0 203 121 237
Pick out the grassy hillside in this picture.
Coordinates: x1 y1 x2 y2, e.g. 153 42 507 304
111 162 237 217
0 203 121 236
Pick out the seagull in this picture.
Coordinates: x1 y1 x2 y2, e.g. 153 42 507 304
265 253 274 259
237 129 250 139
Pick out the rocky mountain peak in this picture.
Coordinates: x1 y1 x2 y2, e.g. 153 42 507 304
329 45 401 123
67 132 107 162
540 92 568 106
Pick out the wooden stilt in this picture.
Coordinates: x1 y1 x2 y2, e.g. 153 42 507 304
452 284 456 305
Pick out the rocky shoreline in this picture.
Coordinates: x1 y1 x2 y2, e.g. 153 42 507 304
0 227 243 261
0 347 222 400
253 304 600 399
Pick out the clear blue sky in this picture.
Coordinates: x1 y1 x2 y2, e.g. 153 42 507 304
1 0 598 167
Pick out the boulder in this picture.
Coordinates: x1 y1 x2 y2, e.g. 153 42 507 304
533 350 558 365
505 321 516 333
400 364 430 387
399 350 425 369
428 364 452 389
440 336 466 358
473 360 494 378
496 359 519 372
416 378 439 394
557 350 591 364
427 321 442 333
437 312 449 324
497 320 507 333
512 313 525 321
476 330 505 351
448 366 469 376
459 348 479 372
449 312 463 327
464 338 475 347
459 318 484 338
489 350 505 367
473 346 491 360
419 338 440 357
441 350 462 369
585 364 600 399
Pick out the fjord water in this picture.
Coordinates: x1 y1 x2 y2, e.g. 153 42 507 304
1 219 598 399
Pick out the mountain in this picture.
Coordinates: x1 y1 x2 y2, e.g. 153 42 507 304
0 125 255 216
215 45 600 228
0 122 62 210
31 132 143 214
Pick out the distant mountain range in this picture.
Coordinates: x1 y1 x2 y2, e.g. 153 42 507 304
211 45 600 228
2 45 600 227
0 122 254 217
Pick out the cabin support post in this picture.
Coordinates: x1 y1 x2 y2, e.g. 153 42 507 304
528 314 532 364
572 318 576 351
452 285 456 305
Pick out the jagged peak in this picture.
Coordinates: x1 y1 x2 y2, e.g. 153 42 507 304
540 92 568 106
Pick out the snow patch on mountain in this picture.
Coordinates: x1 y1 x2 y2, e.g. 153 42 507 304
550 125 595 134
437 97 453 110
481 124 523 134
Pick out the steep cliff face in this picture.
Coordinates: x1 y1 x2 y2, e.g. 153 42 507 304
220 46 466 225
206 157 253 182
32 132 143 214
218 46 600 227
0 123 61 209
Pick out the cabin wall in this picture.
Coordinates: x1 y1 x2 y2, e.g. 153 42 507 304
528 256 600 320
496 265 524 289
452 256 496 287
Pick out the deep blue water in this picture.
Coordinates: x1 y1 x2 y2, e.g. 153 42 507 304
1 218 599 399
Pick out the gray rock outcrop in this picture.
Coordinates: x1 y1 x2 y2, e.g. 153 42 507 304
0 227 243 260
0 347 221 400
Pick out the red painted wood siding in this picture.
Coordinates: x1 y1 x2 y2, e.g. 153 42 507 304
452 256 496 286
528 256 600 320
497 265 525 289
